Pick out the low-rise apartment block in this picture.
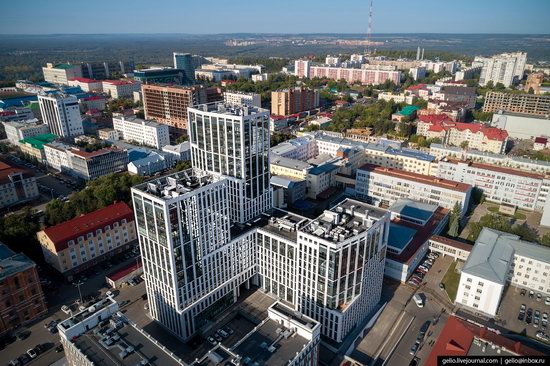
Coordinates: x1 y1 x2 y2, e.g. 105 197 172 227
223 91 261 107
456 228 550 317
102 80 142 99
37 202 137 278
0 243 47 336
0 161 39 208
378 92 416 104
355 164 472 215
42 63 83 85
112 116 170 149
68 78 103 92
2 119 49 146
297 61 402 85
18 133 58 162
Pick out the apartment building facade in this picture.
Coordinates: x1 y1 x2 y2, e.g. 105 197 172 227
102 80 142 99
112 116 170 149
38 93 84 138
2 119 49 146
68 147 128 180
223 91 261 108
482 92 550 116
271 87 320 116
0 243 47 335
436 159 550 212
476 52 527 87
0 161 39 208
42 63 83 85
37 202 137 278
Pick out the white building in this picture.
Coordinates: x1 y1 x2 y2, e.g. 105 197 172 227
42 63 82 85
325 55 341 66
67 78 103 92
476 52 527 87
0 162 39 209
127 151 173 176
409 67 426 81
436 159 550 212
188 102 272 223
251 73 269 82
355 164 472 216
223 91 261 108
38 93 84 138
491 111 550 140
112 116 170 149
2 119 49 146
102 80 142 99
454 65 482 81
456 228 550 317
378 92 416 104
162 141 191 161
44 142 73 172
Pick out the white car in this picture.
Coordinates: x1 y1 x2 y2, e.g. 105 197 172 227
535 331 549 342
545 296 550 306
27 349 37 359
61 305 71 314
106 291 114 297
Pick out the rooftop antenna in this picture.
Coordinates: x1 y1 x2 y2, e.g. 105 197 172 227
366 0 373 55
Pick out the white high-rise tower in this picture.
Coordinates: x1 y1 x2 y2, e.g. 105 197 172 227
38 92 83 138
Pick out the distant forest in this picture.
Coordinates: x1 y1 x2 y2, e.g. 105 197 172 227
0 33 548 82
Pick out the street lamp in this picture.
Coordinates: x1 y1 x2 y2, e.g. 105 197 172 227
73 280 84 304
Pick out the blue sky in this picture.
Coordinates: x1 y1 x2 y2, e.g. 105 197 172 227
1 0 549 34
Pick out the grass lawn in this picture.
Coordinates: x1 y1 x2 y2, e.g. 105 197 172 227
441 261 461 302
486 205 527 220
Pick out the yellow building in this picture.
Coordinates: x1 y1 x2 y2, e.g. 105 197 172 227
18 133 57 162
270 155 312 180
37 202 137 278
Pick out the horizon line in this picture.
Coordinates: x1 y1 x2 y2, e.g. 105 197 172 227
1 32 549 36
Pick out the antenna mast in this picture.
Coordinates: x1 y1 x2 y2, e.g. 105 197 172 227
367 0 373 55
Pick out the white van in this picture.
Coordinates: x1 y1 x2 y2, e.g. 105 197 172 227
413 293 424 308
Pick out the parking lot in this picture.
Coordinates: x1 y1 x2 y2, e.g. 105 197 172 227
498 286 550 341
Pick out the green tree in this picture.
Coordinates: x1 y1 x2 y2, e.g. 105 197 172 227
0 207 41 259
447 202 461 237
541 233 550 247
460 141 469 150
175 135 189 144
174 160 192 171
528 87 535 94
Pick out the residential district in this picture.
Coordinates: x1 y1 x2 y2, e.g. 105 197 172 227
0 48 550 366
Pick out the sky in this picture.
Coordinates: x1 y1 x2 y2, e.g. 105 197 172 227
1 0 549 35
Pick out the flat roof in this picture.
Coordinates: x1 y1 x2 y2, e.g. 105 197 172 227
132 169 217 200
256 209 310 242
0 244 36 282
270 155 312 171
19 133 58 150
190 102 269 117
359 164 472 193
444 159 545 179
429 235 473 252
389 200 437 223
388 223 417 251
232 319 309 366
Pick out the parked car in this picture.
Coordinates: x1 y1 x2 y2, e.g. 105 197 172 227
17 354 30 365
207 337 217 346
409 342 419 355
55 344 63 353
61 305 71 314
546 296 550 305
106 291 114 297
520 289 526 296
535 331 549 342
217 329 229 338
529 290 535 298
537 293 542 302
26 349 37 359
214 334 222 342
223 326 234 335
518 312 525 321
520 304 526 311
439 283 445 290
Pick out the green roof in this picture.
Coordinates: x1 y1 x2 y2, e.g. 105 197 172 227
54 63 76 70
398 105 420 116
19 133 58 150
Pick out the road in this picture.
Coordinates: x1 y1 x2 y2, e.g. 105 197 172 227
0 255 145 366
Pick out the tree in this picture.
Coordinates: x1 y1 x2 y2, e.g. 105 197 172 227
542 233 550 247
174 160 192 171
0 207 41 260
447 202 461 237
175 135 189 144
528 87 535 94
460 141 469 150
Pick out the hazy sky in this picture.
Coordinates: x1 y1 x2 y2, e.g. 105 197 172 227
1 0 549 35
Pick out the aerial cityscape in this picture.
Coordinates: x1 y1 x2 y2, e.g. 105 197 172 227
1 1 550 366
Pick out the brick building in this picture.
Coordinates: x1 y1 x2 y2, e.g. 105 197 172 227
0 243 47 335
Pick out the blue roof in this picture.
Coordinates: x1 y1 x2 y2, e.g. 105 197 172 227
388 223 417 251
0 95 37 109
308 163 338 175
128 150 150 162
389 200 437 223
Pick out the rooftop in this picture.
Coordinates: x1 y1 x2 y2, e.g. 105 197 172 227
389 199 438 224
301 199 388 243
113 115 167 129
19 133 57 150
388 223 417 253
308 163 339 176
132 169 216 200
358 164 472 193
257 209 310 242
42 202 134 252
443 159 545 179
425 316 543 366
270 155 312 171
0 243 36 282
69 146 126 159
70 77 100 84
190 102 269 117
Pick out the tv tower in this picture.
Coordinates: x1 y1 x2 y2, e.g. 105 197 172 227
366 0 373 55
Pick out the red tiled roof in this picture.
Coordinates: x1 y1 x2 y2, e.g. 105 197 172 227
407 84 427 91
0 161 32 184
70 77 100 84
359 164 472 193
419 115 508 141
425 316 543 366
534 137 548 144
42 202 134 252
82 95 105 101
418 114 452 124
107 260 142 281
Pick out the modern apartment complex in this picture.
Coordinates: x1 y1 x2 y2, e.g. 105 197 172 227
112 116 170 149
38 93 84 138
37 202 137 278
133 68 184 85
355 164 472 215
0 243 47 336
0 161 39 208
475 52 527 87
271 87 320 116
417 115 508 154
456 228 550 316
131 102 390 348
142 84 217 137
223 91 261 108
188 103 272 223
42 63 83 85
173 52 195 85
482 92 550 116
2 119 49 146
436 159 550 212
